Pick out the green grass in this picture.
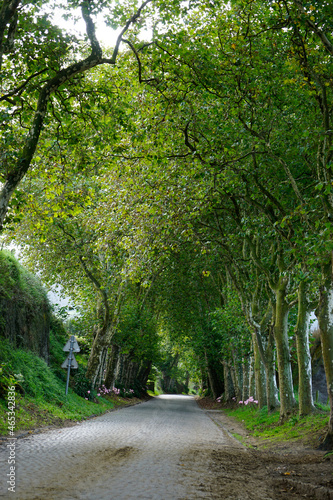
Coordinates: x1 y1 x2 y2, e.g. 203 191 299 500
0 335 115 435
223 403 330 448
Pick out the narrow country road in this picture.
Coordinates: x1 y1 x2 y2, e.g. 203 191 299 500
0 395 300 500
0 395 241 499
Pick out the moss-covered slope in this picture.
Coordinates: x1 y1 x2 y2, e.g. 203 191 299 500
0 250 50 362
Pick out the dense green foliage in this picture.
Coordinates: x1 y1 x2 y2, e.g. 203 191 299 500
1 0 333 447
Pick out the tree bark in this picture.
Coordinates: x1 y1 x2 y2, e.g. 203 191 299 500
264 324 280 412
104 344 120 389
205 351 224 400
273 276 296 419
222 361 234 401
252 331 267 408
295 280 315 416
242 356 250 402
316 258 333 449
249 354 256 398
230 350 242 401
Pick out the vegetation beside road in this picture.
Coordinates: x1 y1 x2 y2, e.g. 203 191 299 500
198 397 330 451
0 334 147 437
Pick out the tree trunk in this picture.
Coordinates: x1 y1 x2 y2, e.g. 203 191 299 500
140 361 152 389
295 280 315 416
104 344 120 389
230 351 242 401
86 325 109 388
273 276 296 419
205 352 224 400
249 353 256 398
247 300 278 410
252 331 267 408
242 356 250 402
222 361 234 401
316 259 333 449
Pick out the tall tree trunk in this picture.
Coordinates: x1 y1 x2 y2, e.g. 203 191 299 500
316 259 333 449
104 344 120 389
139 361 152 389
247 300 278 410
252 331 267 408
86 325 109 388
249 353 256 398
273 276 296 419
264 324 280 412
295 280 315 416
222 361 234 401
205 351 224 400
242 356 250 402
230 351 242 401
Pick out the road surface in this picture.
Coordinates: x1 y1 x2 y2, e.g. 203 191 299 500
0 395 242 499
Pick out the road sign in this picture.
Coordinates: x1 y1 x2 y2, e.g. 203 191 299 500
63 337 80 352
62 336 80 395
61 354 78 369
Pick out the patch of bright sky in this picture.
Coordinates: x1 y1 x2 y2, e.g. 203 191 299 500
50 6 120 48
49 4 151 49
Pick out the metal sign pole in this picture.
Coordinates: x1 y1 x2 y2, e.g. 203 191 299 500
65 336 74 396
62 335 80 395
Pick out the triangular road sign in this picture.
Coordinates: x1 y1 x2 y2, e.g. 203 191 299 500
63 336 80 352
61 354 78 369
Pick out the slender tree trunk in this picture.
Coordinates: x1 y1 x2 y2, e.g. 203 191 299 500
205 351 224 400
222 361 234 401
252 331 267 408
265 325 280 412
230 351 242 401
249 353 256 398
273 276 296 419
104 344 120 389
139 361 152 389
316 259 333 449
295 280 315 416
247 301 278 410
115 353 126 387
86 325 109 388
95 346 108 389
242 356 250 402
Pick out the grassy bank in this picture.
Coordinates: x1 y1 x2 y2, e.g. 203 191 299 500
0 334 143 436
223 402 330 449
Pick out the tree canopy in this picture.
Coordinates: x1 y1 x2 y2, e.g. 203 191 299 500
1 0 333 448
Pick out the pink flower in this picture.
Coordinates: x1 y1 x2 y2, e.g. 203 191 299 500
87 390 90 394
239 401 243 404
97 393 101 396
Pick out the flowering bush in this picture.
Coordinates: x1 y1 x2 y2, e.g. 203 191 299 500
84 385 137 401
238 396 258 405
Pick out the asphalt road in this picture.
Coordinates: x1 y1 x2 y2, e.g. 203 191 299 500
0 395 240 499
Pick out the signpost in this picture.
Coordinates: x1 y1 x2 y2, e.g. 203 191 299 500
62 336 80 395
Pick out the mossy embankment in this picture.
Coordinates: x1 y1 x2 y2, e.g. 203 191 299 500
0 250 50 361
0 251 144 437
0 330 144 437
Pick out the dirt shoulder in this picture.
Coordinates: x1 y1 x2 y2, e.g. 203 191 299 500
196 398 333 499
